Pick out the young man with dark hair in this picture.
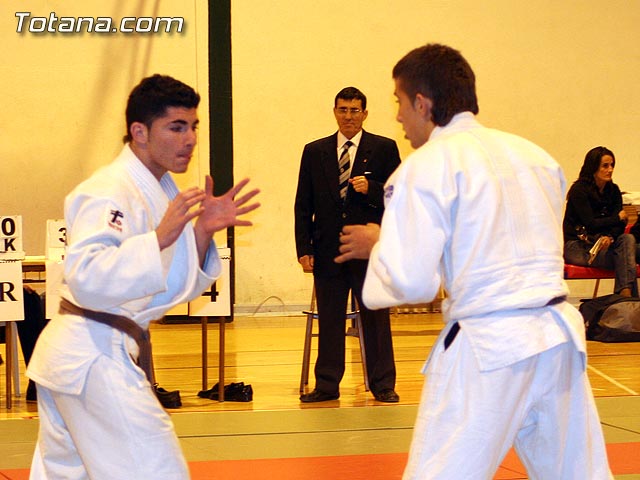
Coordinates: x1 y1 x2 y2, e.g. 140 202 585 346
27 74 259 479
336 44 611 479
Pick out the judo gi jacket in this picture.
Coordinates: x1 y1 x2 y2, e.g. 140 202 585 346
28 144 221 394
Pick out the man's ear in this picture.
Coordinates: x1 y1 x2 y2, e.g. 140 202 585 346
414 93 433 119
130 122 148 144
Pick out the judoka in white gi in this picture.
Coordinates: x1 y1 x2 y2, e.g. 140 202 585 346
27 74 260 479
336 44 612 479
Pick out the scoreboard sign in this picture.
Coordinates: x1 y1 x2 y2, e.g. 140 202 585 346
189 248 231 317
0 215 25 320
0 216 25 260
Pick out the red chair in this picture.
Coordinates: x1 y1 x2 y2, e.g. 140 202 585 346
564 264 640 298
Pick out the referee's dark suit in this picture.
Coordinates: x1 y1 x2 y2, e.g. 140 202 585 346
294 95 401 402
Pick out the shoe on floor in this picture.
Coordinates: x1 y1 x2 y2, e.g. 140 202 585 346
300 389 339 403
154 384 182 409
198 382 253 402
373 388 399 403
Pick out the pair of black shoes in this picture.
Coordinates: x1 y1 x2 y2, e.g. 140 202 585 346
154 384 182 409
198 382 253 402
300 388 400 403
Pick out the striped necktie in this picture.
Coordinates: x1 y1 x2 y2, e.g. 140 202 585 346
338 140 353 200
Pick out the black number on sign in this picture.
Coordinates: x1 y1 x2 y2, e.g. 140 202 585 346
1 218 16 236
202 282 219 302
58 227 67 245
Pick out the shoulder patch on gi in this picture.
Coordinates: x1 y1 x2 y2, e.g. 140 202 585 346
384 184 394 200
108 209 124 232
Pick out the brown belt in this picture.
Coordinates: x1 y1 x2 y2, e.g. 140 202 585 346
59 298 153 383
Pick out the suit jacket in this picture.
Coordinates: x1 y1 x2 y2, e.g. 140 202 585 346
294 130 401 276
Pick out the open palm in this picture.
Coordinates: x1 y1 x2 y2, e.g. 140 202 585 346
196 176 260 235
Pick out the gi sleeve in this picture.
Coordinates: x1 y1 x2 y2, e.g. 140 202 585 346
363 154 451 309
63 192 166 310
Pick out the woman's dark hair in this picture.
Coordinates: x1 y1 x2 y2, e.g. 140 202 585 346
578 146 615 182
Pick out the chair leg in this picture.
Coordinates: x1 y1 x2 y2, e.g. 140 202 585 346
593 279 600 298
4 322 18 409
10 324 20 398
355 313 370 392
299 312 314 393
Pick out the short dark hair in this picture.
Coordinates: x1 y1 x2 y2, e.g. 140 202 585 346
334 86 367 111
392 43 479 126
123 74 200 143
578 146 615 181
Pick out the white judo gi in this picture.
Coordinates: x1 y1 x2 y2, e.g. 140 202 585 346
27 144 221 480
363 113 612 479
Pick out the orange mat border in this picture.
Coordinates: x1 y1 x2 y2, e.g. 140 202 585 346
1 443 636 480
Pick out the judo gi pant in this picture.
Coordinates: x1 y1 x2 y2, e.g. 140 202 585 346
403 325 612 480
30 355 189 480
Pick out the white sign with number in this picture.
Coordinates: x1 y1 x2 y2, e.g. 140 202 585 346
0 216 25 260
0 261 24 321
46 219 67 261
188 248 231 317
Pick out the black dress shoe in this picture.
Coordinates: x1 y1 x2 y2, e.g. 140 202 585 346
199 382 246 399
154 384 182 409
373 388 399 403
198 382 253 402
300 389 339 403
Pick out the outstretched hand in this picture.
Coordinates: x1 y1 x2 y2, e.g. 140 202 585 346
156 186 206 250
194 176 260 264
195 176 260 236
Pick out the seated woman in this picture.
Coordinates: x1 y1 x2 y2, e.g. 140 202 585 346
631 222 640 264
563 146 638 297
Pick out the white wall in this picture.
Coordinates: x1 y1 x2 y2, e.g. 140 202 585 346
1 0 211 253
3 1 639 310
231 0 640 310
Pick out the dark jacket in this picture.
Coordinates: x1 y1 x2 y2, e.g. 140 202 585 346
294 130 401 276
563 178 626 242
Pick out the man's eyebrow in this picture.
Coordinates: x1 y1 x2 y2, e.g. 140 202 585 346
168 119 199 126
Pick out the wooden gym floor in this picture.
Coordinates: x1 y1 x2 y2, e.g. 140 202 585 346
1 310 640 479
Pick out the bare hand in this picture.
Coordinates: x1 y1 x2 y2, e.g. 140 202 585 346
195 176 261 237
298 255 314 273
600 236 614 252
349 176 369 194
619 209 628 222
156 186 206 250
334 223 380 263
